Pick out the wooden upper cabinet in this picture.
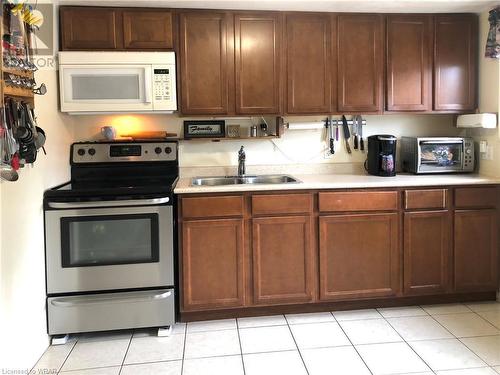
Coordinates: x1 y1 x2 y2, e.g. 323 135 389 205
122 10 173 49
337 14 383 112
179 11 231 115
252 216 314 305
61 7 120 50
404 211 451 295
386 15 432 111
182 218 245 311
234 13 282 114
434 15 477 111
319 213 399 300
285 13 333 114
454 210 498 292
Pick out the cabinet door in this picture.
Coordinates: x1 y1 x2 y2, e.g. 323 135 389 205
179 12 231 115
60 7 120 50
386 15 432 111
285 13 333 114
404 211 451 295
123 10 173 49
182 219 245 311
234 13 282 114
434 15 477 111
337 15 383 112
319 213 399 300
455 210 498 292
252 216 314 305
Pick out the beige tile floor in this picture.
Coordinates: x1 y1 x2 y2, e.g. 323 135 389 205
33 301 500 375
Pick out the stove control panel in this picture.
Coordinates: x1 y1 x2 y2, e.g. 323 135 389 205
72 142 178 164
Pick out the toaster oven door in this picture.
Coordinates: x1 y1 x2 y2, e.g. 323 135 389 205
418 139 464 173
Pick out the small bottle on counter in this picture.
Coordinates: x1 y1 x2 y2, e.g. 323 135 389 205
250 125 257 137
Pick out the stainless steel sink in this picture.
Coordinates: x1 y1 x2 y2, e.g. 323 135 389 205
191 174 301 186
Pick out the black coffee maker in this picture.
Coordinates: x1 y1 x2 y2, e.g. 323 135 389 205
366 135 397 177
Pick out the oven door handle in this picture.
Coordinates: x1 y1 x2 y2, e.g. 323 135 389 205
50 290 172 307
47 197 170 209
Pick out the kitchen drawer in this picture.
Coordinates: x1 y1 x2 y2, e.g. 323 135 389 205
181 196 244 218
405 189 447 210
455 187 498 208
319 191 398 212
47 289 175 335
252 193 312 216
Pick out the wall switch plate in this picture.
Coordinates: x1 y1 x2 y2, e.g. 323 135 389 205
480 140 488 153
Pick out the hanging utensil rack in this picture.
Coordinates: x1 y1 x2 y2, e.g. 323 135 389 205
1 2 36 106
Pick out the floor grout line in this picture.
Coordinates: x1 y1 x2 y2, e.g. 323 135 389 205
284 315 310 375
56 340 78 375
180 323 187 375
235 318 246 375
330 311 374 375
117 333 133 375
381 310 437 374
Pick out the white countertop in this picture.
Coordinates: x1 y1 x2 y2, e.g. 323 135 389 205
174 173 500 194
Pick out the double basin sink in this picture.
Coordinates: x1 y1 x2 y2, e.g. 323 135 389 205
191 174 301 186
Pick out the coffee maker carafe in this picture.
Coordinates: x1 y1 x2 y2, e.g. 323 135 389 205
366 135 397 177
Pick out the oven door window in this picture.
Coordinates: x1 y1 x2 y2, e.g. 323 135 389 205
419 142 463 172
61 214 159 267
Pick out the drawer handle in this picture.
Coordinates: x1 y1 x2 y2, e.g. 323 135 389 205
50 291 172 307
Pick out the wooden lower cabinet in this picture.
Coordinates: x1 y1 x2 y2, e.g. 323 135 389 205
404 211 451 295
319 213 399 300
454 210 498 292
252 216 314 305
182 218 245 311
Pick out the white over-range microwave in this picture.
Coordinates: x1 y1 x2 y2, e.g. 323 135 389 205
59 51 177 114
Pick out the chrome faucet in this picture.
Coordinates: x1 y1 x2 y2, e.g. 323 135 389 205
238 146 246 176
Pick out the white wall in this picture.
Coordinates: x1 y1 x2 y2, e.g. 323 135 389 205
73 113 461 170
472 10 500 178
0 69 75 371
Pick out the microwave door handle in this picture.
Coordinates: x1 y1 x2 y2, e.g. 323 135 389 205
144 67 152 104
47 197 170 209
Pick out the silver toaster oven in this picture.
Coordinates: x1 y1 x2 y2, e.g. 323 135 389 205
401 137 475 174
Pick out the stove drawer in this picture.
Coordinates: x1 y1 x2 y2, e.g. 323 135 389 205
47 289 175 335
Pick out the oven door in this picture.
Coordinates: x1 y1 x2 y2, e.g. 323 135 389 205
59 65 153 113
418 139 465 173
45 199 173 294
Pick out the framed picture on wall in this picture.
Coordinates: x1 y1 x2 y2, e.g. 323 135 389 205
183 120 226 139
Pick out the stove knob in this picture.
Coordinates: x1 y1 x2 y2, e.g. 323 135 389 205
88 148 96 156
77 148 85 156
165 147 172 154
155 147 162 154
466 149 472 155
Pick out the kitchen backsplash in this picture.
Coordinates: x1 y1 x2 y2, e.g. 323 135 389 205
72 113 464 169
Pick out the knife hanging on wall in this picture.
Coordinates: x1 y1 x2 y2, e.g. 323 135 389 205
328 116 335 154
341 115 352 154
357 115 365 152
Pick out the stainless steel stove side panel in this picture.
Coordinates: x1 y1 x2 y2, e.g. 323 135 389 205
47 288 175 335
45 205 173 294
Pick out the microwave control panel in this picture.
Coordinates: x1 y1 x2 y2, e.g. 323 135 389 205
152 65 177 110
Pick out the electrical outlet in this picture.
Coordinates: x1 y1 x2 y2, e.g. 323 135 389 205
480 144 494 161
486 144 494 160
